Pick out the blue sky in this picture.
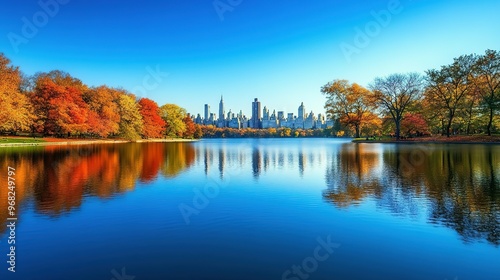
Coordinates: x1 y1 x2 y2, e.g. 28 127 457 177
1 0 499 117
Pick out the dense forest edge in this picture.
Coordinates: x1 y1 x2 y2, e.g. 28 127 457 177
1 49 499 144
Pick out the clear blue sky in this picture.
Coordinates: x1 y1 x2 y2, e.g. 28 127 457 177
1 0 499 117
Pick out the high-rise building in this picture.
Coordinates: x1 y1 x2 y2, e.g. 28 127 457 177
298 102 305 120
270 110 276 120
263 106 270 120
218 96 225 122
204 104 210 122
251 98 261 129
277 111 285 120
217 95 226 127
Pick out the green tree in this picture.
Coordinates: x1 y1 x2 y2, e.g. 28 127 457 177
426 55 476 137
370 73 424 140
160 104 187 137
474 49 500 136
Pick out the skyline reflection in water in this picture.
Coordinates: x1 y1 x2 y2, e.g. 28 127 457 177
0 139 499 280
0 139 500 245
0 140 499 247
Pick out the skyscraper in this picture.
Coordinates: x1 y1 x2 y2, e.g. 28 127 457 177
251 98 261 129
277 111 285 120
218 95 225 121
218 95 226 127
263 106 270 120
298 102 305 119
204 104 210 121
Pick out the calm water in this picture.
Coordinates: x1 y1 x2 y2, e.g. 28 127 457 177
0 139 499 280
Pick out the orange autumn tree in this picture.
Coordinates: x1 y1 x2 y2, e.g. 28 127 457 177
182 114 196 139
31 74 90 136
83 86 121 138
322 80 375 138
138 98 166 138
0 53 33 133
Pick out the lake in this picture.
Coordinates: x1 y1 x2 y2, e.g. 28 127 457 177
0 138 499 280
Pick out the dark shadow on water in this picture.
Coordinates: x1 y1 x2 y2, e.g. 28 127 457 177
323 143 500 246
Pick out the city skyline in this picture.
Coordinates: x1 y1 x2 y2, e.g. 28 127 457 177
194 96 332 130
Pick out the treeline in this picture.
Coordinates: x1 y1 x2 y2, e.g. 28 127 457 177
322 49 500 139
0 54 199 140
200 126 343 138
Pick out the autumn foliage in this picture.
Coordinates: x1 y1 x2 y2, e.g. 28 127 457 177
138 98 166 138
0 53 194 140
322 49 500 138
1 49 499 139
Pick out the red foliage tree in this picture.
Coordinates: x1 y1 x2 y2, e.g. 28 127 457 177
31 77 89 136
182 114 196 139
401 113 430 137
138 98 166 138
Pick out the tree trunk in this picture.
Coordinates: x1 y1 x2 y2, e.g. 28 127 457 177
446 110 454 137
355 125 360 138
487 107 494 136
446 118 452 138
466 117 471 135
395 119 401 140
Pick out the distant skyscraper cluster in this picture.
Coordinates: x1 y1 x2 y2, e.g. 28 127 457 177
194 97 334 130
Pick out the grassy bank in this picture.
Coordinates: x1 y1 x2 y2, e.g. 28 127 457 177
352 135 500 144
0 136 198 147
0 137 46 144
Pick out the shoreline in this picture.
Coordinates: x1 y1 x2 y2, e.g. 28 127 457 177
0 138 198 147
2 136 499 147
352 136 500 145
352 140 500 145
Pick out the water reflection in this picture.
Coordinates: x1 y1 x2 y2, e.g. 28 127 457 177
194 140 331 181
324 143 500 245
0 143 195 226
1 140 499 246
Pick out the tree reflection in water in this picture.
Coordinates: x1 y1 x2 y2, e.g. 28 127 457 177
0 143 195 223
324 143 500 245
1 140 498 246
